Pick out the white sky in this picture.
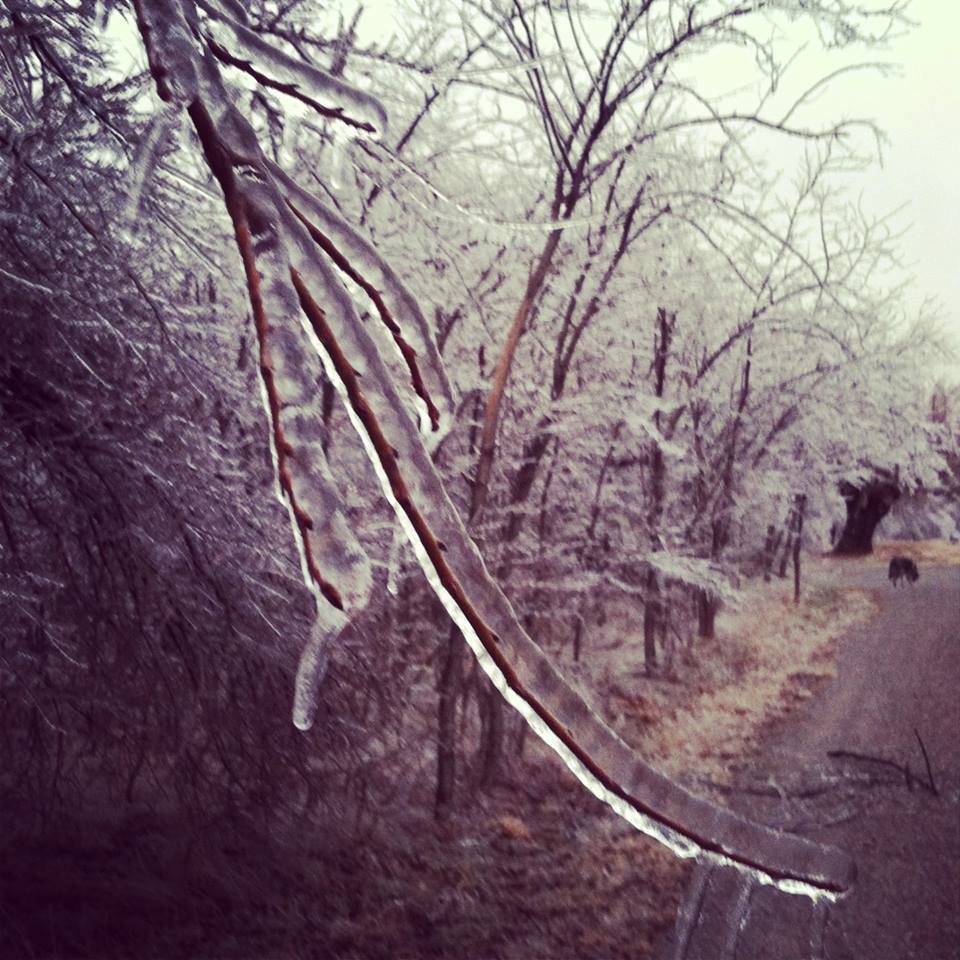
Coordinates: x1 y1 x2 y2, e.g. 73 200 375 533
664 0 960 364
792 0 960 347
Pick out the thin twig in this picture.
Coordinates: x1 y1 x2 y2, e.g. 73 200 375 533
828 749 936 795
913 728 938 796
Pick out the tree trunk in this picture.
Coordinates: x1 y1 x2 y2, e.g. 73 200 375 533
642 309 674 676
477 684 504 787
792 494 806 604
778 533 793 579
469 228 563 522
793 538 802 603
643 569 659 674
697 588 716 639
833 479 900 556
434 622 463 820
504 430 554 542
761 524 776 581
572 612 584 662
465 231 562 791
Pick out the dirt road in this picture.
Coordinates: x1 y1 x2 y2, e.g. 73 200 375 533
659 560 960 959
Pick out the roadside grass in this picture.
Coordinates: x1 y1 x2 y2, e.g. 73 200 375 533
594 538 955 792
658 576 876 783
834 537 960 567
583 561 879 786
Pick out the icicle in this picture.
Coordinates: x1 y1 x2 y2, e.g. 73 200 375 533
809 897 829 960
668 860 713 960
292 642 324 730
386 524 403 596
721 871 756 959
292 607 348 730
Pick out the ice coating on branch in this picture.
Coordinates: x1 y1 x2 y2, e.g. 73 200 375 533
326 129 346 190
0 35 38 121
385 524 403 596
621 408 687 459
199 1 388 136
136 0 853 898
248 208 374 614
132 0 203 105
643 550 737 601
373 143 605 233
278 219 852 897
270 163 454 442
0 266 55 297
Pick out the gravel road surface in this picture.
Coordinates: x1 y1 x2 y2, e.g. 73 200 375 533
658 561 960 960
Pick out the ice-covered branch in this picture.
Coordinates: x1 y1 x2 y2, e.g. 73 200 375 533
198 0 387 135
274 169 453 436
134 0 856 899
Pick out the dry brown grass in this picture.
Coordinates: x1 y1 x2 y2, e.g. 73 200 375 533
491 813 533 841
826 538 960 567
633 580 877 782
576 559 885 788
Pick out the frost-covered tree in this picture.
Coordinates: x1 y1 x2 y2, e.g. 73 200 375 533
117 0 870 901
389 0 918 704
6 2 949 953
0 0 418 854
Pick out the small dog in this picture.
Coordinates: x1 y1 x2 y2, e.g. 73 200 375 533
888 556 919 587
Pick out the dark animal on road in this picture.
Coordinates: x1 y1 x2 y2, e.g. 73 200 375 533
888 556 919 587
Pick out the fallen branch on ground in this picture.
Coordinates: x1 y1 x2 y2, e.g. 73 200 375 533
827 749 937 795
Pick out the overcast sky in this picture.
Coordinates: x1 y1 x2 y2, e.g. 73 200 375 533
811 0 960 346
678 0 960 354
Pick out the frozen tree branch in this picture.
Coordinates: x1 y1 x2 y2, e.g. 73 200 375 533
130 0 859 897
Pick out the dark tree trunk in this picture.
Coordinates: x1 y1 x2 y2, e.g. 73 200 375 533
778 533 793 578
792 495 806 604
697 589 716 639
572 613 584 662
503 429 553 542
643 569 660 674
642 309 674 676
477 685 504 788
793 537 802 603
434 623 463 820
764 528 783 581
833 479 900 556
